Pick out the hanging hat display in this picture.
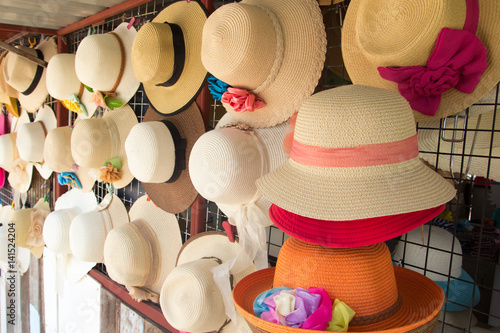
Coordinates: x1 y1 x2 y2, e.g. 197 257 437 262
0 51 19 118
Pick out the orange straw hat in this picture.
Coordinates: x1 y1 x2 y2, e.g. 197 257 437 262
233 237 444 333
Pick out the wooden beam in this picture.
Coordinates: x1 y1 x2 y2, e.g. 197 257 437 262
0 23 57 36
0 40 48 67
4 32 29 44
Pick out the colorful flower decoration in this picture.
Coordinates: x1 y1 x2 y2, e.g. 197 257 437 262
98 158 122 184
85 85 124 110
61 94 88 117
208 75 230 101
57 172 82 190
327 299 356 332
221 88 266 113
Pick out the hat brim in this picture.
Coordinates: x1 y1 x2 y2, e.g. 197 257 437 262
144 0 208 115
435 269 481 312
342 0 500 123
55 188 97 213
219 0 326 128
142 103 205 214
233 266 443 333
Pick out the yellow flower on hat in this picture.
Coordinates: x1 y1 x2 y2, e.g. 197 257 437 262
61 94 88 117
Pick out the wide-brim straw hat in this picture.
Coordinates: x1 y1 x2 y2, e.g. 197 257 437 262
16 105 57 179
234 237 444 333
103 195 182 301
131 0 208 115
189 113 287 226
342 0 500 123
68 194 128 263
393 225 480 312
201 0 326 128
3 38 57 113
71 104 138 189
0 205 31 274
127 104 204 214
46 53 96 119
257 85 456 222
160 231 256 332
0 52 19 118
75 22 140 107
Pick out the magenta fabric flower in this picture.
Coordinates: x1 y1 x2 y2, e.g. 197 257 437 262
221 88 266 113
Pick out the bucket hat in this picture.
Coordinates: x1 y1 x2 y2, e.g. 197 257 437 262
256 85 456 240
103 195 182 303
0 52 19 118
3 37 57 113
201 0 326 128
75 22 140 109
0 205 31 274
393 225 480 312
131 0 208 115
69 194 129 264
46 54 96 119
160 231 256 332
125 103 204 213
71 104 138 189
234 237 444 333
342 0 500 123
16 104 57 179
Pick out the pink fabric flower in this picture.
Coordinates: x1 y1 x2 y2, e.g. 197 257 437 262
90 91 107 108
221 88 266 113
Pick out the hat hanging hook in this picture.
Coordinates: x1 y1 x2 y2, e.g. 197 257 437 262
28 37 37 48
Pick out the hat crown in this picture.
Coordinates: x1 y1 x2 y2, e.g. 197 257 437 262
16 122 46 162
46 54 82 101
43 209 77 254
201 2 277 91
71 118 115 168
44 127 73 172
0 133 18 167
3 46 39 92
70 210 108 262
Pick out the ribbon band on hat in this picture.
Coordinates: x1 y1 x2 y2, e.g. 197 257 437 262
156 22 186 88
108 32 126 93
22 49 44 96
159 120 187 183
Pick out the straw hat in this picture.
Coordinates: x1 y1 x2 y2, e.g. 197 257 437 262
16 105 57 179
9 197 51 259
160 231 256 332
46 54 96 119
257 85 456 221
201 0 326 128
71 104 138 189
125 104 204 213
3 37 57 113
75 22 140 108
131 0 208 115
342 0 500 123
0 52 19 118
0 205 31 274
0 112 7 188
103 195 182 302
393 225 480 312
42 189 98 282
234 237 444 333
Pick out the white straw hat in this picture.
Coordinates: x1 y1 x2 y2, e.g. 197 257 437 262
0 205 31 274
0 52 19 118
75 22 140 108
46 54 96 119
201 0 326 128
2 37 57 112
103 195 182 303
69 194 129 263
16 105 57 179
131 0 208 115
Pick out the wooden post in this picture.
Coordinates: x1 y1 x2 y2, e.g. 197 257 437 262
0 41 48 67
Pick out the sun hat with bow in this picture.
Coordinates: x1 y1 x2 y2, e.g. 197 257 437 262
0 52 19 118
124 103 204 214
234 237 444 333
201 0 326 128
131 0 208 115
256 85 456 246
71 104 138 189
103 195 182 303
342 0 500 123
46 53 96 119
3 37 57 113
16 104 57 179
75 22 140 110
161 231 256 333
0 205 31 274
393 225 480 312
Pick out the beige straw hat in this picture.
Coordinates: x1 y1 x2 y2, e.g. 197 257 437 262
16 105 57 179
160 231 256 332
257 85 456 221
131 0 208 115
46 54 96 119
71 104 138 189
3 37 57 113
125 104 204 214
201 0 326 128
103 195 182 303
0 205 31 274
342 0 500 123
10 197 51 258
0 52 19 118
69 194 129 263
75 22 140 108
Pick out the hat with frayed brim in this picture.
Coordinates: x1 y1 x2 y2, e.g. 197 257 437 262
71 105 138 189
126 104 204 214
201 0 326 128
132 0 208 115
342 0 500 123
0 52 19 118
3 38 57 113
234 238 444 333
257 85 456 222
